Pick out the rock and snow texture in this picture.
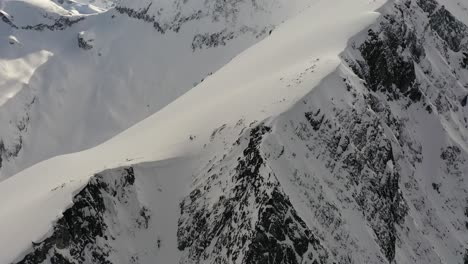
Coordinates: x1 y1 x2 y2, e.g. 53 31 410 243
0 0 312 179
2 0 468 263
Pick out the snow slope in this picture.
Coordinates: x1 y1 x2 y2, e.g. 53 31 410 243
0 0 313 179
0 0 385 262
0 50 51 105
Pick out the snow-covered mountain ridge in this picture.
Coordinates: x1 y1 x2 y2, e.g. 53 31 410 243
1 0 468 263
0 0 312 179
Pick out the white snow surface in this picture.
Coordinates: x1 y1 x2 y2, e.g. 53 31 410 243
0 0 385 262
0 0 316 179
0 50 51 105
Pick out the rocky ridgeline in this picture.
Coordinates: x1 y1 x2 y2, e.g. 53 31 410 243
113 0 274 50
0 11 19 29
265 0 468 262
21 17 84 31
191 26 272 51
177 125 331 264
0 11 84 31
0 96 36 171
114 3 166 33
285 100 409 262
16 167 151 264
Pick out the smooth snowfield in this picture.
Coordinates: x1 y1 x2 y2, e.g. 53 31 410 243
0 50 51 105
0 0 313 179
0 0 385 262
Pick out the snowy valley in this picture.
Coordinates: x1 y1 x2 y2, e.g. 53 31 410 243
1 0 468 263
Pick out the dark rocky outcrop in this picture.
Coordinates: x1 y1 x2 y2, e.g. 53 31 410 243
178 125 330 264
114 0 272 50
0 97 35 170
114 4 166 33
0 13 84 31
21 17 84 31
353 22 422 102
16 167 150 264
427 5 468 52
0 11 18 29
463 52 468 69
77 34 93 50
297 105 408 262
192 30 235 51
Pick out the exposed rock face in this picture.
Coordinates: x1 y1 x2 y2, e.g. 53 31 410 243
425 1 468 52
20 17 85 31
16 167 151 264
0 12 84 31
114 4 166 33
0 11 18 29
78 32 94 50
0 96 35 170
178 125 330 264
266 0 468 262
114 0 277 50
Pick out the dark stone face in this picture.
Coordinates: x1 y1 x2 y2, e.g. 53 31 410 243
0 12 18 29
192 30 236 51
358 26 420 102
463 52 468 69
17 175 111 264
21 17 85 31
305 110 325 131
416 0 438 14
428 7 468 52
350 0 468 105
15 167 145 264
416 0 468 52
114 0 273 51
299 103 409 262
0 7 84 30
78 35 93 50
245 189 326 264
114 4 166 33
177 125 330 264
461 95 468 107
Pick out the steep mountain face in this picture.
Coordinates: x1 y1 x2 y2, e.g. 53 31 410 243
3 0 468 263
177 125 330 264
0 0 311 179
17 167 145 264
266 0 468 262
261 1 468 262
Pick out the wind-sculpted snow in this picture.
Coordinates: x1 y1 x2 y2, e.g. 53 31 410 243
15 167 151 264
0 0 312 179
3 0 468 263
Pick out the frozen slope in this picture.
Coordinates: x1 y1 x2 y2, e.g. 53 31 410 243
0 0 314 179
3 0 468 263
0 0 385 263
